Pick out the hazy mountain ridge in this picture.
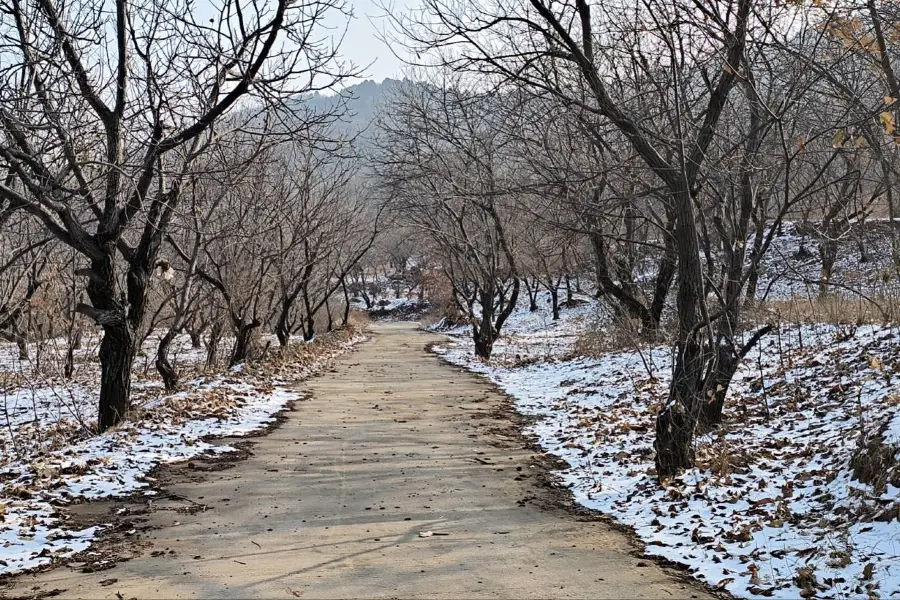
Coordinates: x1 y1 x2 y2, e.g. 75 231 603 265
303 78 402 141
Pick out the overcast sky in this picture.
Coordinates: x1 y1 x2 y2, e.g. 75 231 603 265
338 0 413 85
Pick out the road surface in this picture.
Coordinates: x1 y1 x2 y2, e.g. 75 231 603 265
3 322 709 599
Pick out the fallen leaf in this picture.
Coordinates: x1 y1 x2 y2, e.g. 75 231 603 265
881 111 895 134
832 129 846 148
716 577 735 590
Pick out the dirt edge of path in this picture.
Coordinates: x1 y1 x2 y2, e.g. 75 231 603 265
425 338 730 600
0 338 374 598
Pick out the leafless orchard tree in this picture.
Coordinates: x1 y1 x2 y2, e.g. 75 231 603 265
505 96 676 331
0 212 51 358
0 0 356 430
379 0 900 477
270 149 380 344
385 0 760 474
374 77 521 359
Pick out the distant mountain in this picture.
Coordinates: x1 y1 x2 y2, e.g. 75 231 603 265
302 78 403 143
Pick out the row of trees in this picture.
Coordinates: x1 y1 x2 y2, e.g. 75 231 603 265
0 0 377 430
375 0 900 478
5 0 900 482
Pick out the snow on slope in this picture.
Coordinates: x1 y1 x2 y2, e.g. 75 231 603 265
432 291 597 363
745 221 900 302
435 292 900 598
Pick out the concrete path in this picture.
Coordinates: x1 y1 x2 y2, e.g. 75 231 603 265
3 323 709 599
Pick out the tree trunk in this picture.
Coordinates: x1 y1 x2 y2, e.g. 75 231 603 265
649 223 677 328
325 297 333 332
590 231 656 331
155 329 179 391
654 186 707 479
14 330 27 360
473 324 494 360
64 340 75 380
206 321 223 369
79 252 139 433
275 298 292 347
302 284 316 341
697 349 740 432
188 328 203 349
819 237 838 298
341 277 351 327
303 312 315 341
230 318 260 366
522 277 539 312
473 296 495 360
745 224 765 303
654 336 705 477
653 403 696 478
550 286 559 320
858 239 869 263
97 322 135 432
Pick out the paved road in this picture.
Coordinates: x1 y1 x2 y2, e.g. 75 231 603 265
4 322 709 599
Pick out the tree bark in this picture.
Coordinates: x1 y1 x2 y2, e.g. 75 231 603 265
275 297 292 346
325 297 333 332
590 231 656 331
523 277 539 312
14 325 27 360
341 277 351 327
230 318 260 366
187 327 203 349
473 321 494 360
550 286 559 320
81 252 139 433
97 321 135 432
653 402 696 478
155 329 178 391
206 321 223 369
654 185 707 478
473 288 496 360
745 219 766 302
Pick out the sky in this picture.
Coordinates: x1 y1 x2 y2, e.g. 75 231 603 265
338 0 413 85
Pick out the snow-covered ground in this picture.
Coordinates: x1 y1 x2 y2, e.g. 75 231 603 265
351 292 429 321
0 329 363 576
432 291 597 363
435 290 900 599
348 270 421 312
732 221 900 302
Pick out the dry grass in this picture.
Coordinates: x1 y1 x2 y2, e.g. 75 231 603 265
261 316 367 371
749 295 900 326
574 292 900 364
420 272 467 328
574 311 669 356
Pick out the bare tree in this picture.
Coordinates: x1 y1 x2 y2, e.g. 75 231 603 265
270 142 379 345
384 0 892 477
374 77 520 358
0 0 355 430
